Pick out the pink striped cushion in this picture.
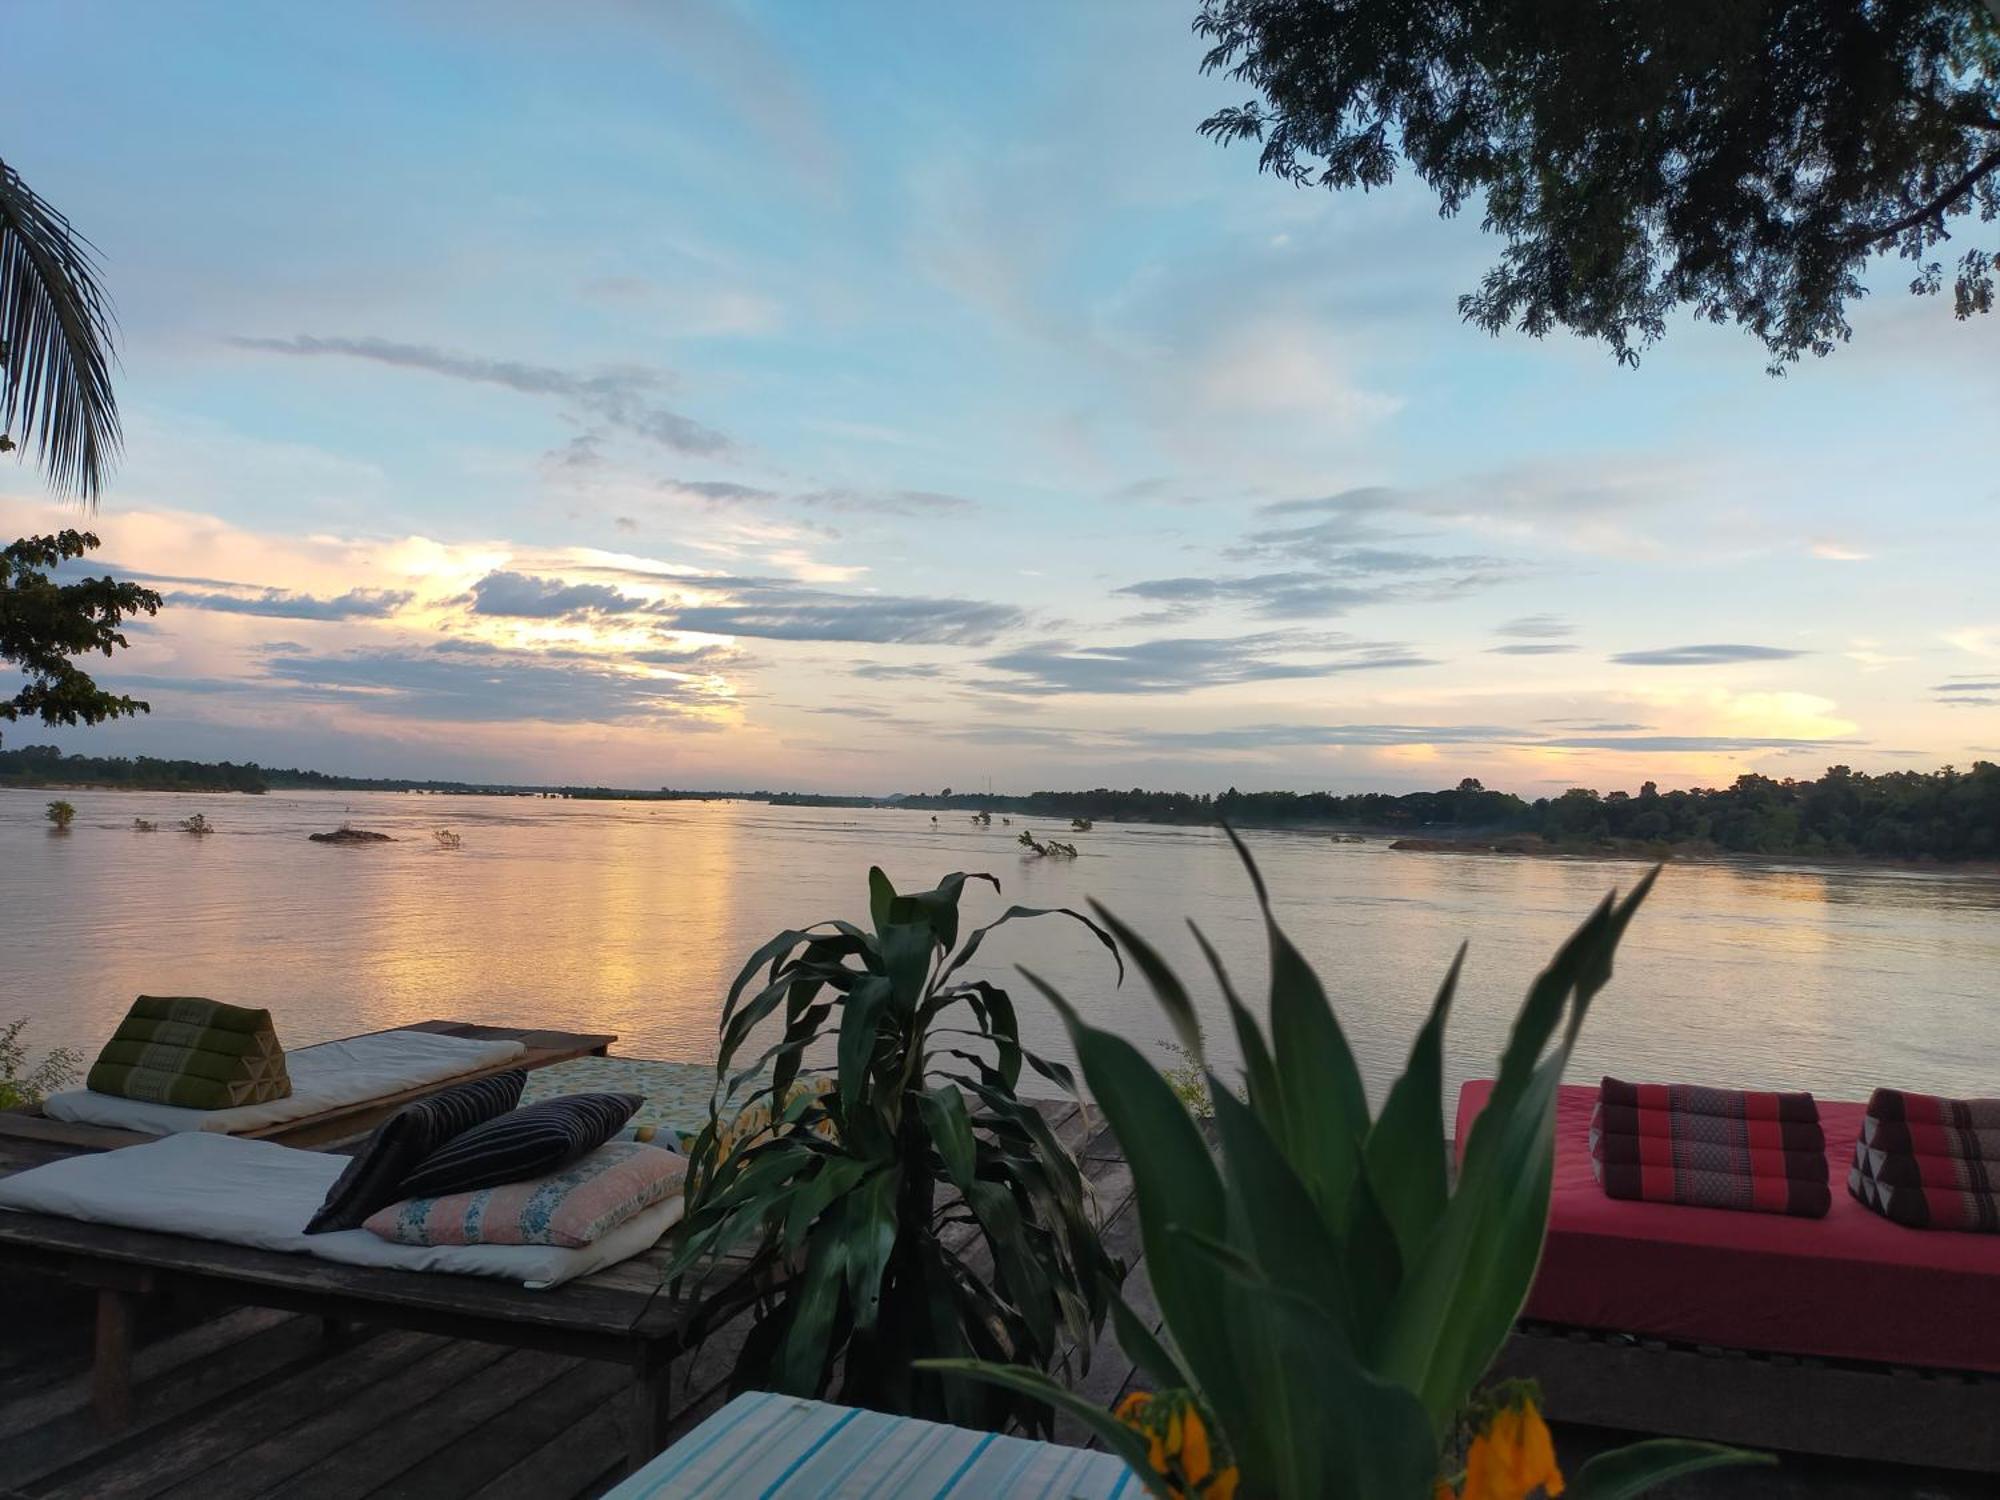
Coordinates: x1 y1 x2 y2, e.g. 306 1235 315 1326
363 1142 686 1249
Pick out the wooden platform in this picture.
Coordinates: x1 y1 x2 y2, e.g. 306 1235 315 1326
0 1097 1109 1498
0 1021 618 1157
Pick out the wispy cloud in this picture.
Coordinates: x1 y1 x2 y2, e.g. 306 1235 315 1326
233 336 732 456
162 586 413 621
663 587 1024 645
254 642 729 725
1496 614 1573 639
1932 676 2000 708
468 571 651 619
851 662 947 680
1612 644 1807 667
978 631 1434 696
1486 643 1577 656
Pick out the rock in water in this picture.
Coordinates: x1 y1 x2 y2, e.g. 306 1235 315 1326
309 827 394 844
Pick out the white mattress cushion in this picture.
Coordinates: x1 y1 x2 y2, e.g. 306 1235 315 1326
42 1029 529 1136
0 1130 680 1290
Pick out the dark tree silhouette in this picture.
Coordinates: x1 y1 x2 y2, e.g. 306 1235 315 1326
0 157 152 745
1194 1 2000 370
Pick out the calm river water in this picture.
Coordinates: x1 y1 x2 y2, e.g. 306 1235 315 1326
3 788 1996 1116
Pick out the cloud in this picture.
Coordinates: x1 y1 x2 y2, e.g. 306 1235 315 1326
658 478 978 517
161 586 413 620
1114 572 1387 620
979 632 1435 696
1809 541 1871 561
232 336 731 455
1535 734 1855 752
1496 614 1573 639
792 488 978 516
663 587 1024 645
468 570 652 619
1486 644 1577 656
257 643 724 725
1117 550 1514 623
1611 644 1807 667
659 478 782 504
851 662 947 680
1932 677 2000 707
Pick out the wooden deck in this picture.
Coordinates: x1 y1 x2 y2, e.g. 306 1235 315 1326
0 1093 1989 1498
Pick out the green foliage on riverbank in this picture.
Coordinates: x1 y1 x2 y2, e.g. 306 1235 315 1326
901 764 2000 862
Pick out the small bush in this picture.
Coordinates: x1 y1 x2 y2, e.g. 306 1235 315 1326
0 1018 84 1110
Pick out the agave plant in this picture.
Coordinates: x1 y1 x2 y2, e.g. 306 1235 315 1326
927 830 1766 1498
667 867 1126 1432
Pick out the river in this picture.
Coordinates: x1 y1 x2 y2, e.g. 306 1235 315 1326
3 788 1996 1114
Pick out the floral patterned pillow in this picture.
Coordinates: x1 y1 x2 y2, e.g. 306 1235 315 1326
363 1141 686 1249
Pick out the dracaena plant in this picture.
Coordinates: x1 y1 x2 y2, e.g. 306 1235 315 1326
666 867 1125 1432
927 830 1769 1499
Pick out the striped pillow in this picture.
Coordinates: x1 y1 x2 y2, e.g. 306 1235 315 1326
304 1069 526 1234
394 1092 642 1200
364 1142 686 1248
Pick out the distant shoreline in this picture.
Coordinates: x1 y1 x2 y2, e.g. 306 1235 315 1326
1379 833 2000 878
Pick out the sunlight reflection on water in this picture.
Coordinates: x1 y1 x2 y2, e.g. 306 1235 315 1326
4 788 1997 1114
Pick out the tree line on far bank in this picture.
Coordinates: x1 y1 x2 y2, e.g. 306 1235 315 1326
7 745 1997 862
901 763 2000 862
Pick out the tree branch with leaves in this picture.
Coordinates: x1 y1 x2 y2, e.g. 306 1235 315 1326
1195 0 2000 371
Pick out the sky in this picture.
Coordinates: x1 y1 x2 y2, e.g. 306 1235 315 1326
3 1 1997 796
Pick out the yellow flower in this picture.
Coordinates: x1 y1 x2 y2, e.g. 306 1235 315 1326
1113 1389 1237 1500
1180 1405 1212 1484
1461 1400 1565 1500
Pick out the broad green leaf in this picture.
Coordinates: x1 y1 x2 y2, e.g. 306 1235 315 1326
1188 919 1278 1120
1364 944 1465 1267
936 902 1125 988
918 1084 977 1190
783 1155 871 1244
1567 1438 1773 1498
1018 966 1254 1453
775 1213 849 1395
867 866 896 934
837 973 895 1112
1561 866 1660 1049
1378 1049 1566 1429
914 1360 1170 1499
964 1178 1056 1352
1207 1078 1352 1339
1267 919 1370 1223
1088 900 1204 1059
1220 824 1371 1229
1172 1225 1440 1499
841 1165 902 1331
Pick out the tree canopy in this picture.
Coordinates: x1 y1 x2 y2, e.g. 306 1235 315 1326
0 531 159 743
1194 0 2000 369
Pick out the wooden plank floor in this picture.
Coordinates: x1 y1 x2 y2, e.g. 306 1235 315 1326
0 1099 1121 1500
1 1100 1987 1499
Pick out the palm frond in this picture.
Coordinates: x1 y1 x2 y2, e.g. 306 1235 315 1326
0 157 119 502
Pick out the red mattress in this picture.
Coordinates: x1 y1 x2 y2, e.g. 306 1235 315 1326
1455 1081 2000 1374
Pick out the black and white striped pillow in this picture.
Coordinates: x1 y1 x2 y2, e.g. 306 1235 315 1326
393 1092 643 1200
305 1068 527 1233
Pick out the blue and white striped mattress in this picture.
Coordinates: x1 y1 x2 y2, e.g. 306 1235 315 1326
605 1390 1145 1498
